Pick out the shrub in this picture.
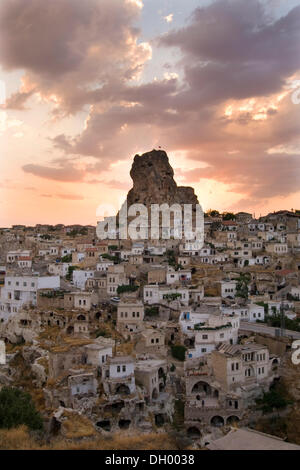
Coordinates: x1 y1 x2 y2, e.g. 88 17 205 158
256 382 292 414
171 345 187 362
117 285 138 294
61 254 72 263
145 307 159 317
0 387 43 430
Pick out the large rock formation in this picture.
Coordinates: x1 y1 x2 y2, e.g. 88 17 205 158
126 149 199 208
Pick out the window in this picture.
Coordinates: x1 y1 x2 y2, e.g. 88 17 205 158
202 335 208 339
117 366 121 372
122 365 126 372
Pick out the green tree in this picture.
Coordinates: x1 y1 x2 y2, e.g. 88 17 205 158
61 254 72 263
116 284 138 294
236 273 251 299
66 265 79 280
206 209 220 217
222 212 236 221
171 344 187 361
0 387 43 430
256 382 292 414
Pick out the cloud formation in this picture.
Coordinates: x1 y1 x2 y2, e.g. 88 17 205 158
22 163 84 182
0 0 150 114
2 0 300 210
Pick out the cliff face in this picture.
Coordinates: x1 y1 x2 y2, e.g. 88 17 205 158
126 149 199 208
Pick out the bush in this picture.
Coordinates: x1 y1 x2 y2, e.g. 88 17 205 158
145 307 159 317
61 254 72 263
117 285 138 294
256 382 292 414
95 329 111 338
0 387 43 430
171 345 187 362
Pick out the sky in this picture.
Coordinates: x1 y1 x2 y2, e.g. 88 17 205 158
0 0 300 227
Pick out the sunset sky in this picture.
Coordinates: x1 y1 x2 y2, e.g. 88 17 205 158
0 0 300 227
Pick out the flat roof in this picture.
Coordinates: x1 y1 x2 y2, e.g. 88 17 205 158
207 427 300 450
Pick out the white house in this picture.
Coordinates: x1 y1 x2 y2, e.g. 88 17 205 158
73 270 95 289
102 356 136 395
96 261 114 272
48 263 72 277
248 303 265 322
132 243 144 255
0 275 60 321
166 267 192 285
180 240 203 256
180 310 240 359
265 243 288 255
85 337 114 367
290 286 300 300
6 250 31 263
60 247 75 257
221 280 237 298
143 285 189 305
17 257 32 269
147 245 166 256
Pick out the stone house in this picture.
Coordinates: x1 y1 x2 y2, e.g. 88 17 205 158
135 358 167 402
135 328 166 356
116 301 144 337
102 356 136 396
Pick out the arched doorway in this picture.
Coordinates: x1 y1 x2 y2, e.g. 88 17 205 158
211 416 224 427
66 325 74 335
272 358 279 371
152 388 158 400
155 414 165 427
77 314 86 321
116 384 130 395
227 416 239 426
184 337 194 347
191 381 211 396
